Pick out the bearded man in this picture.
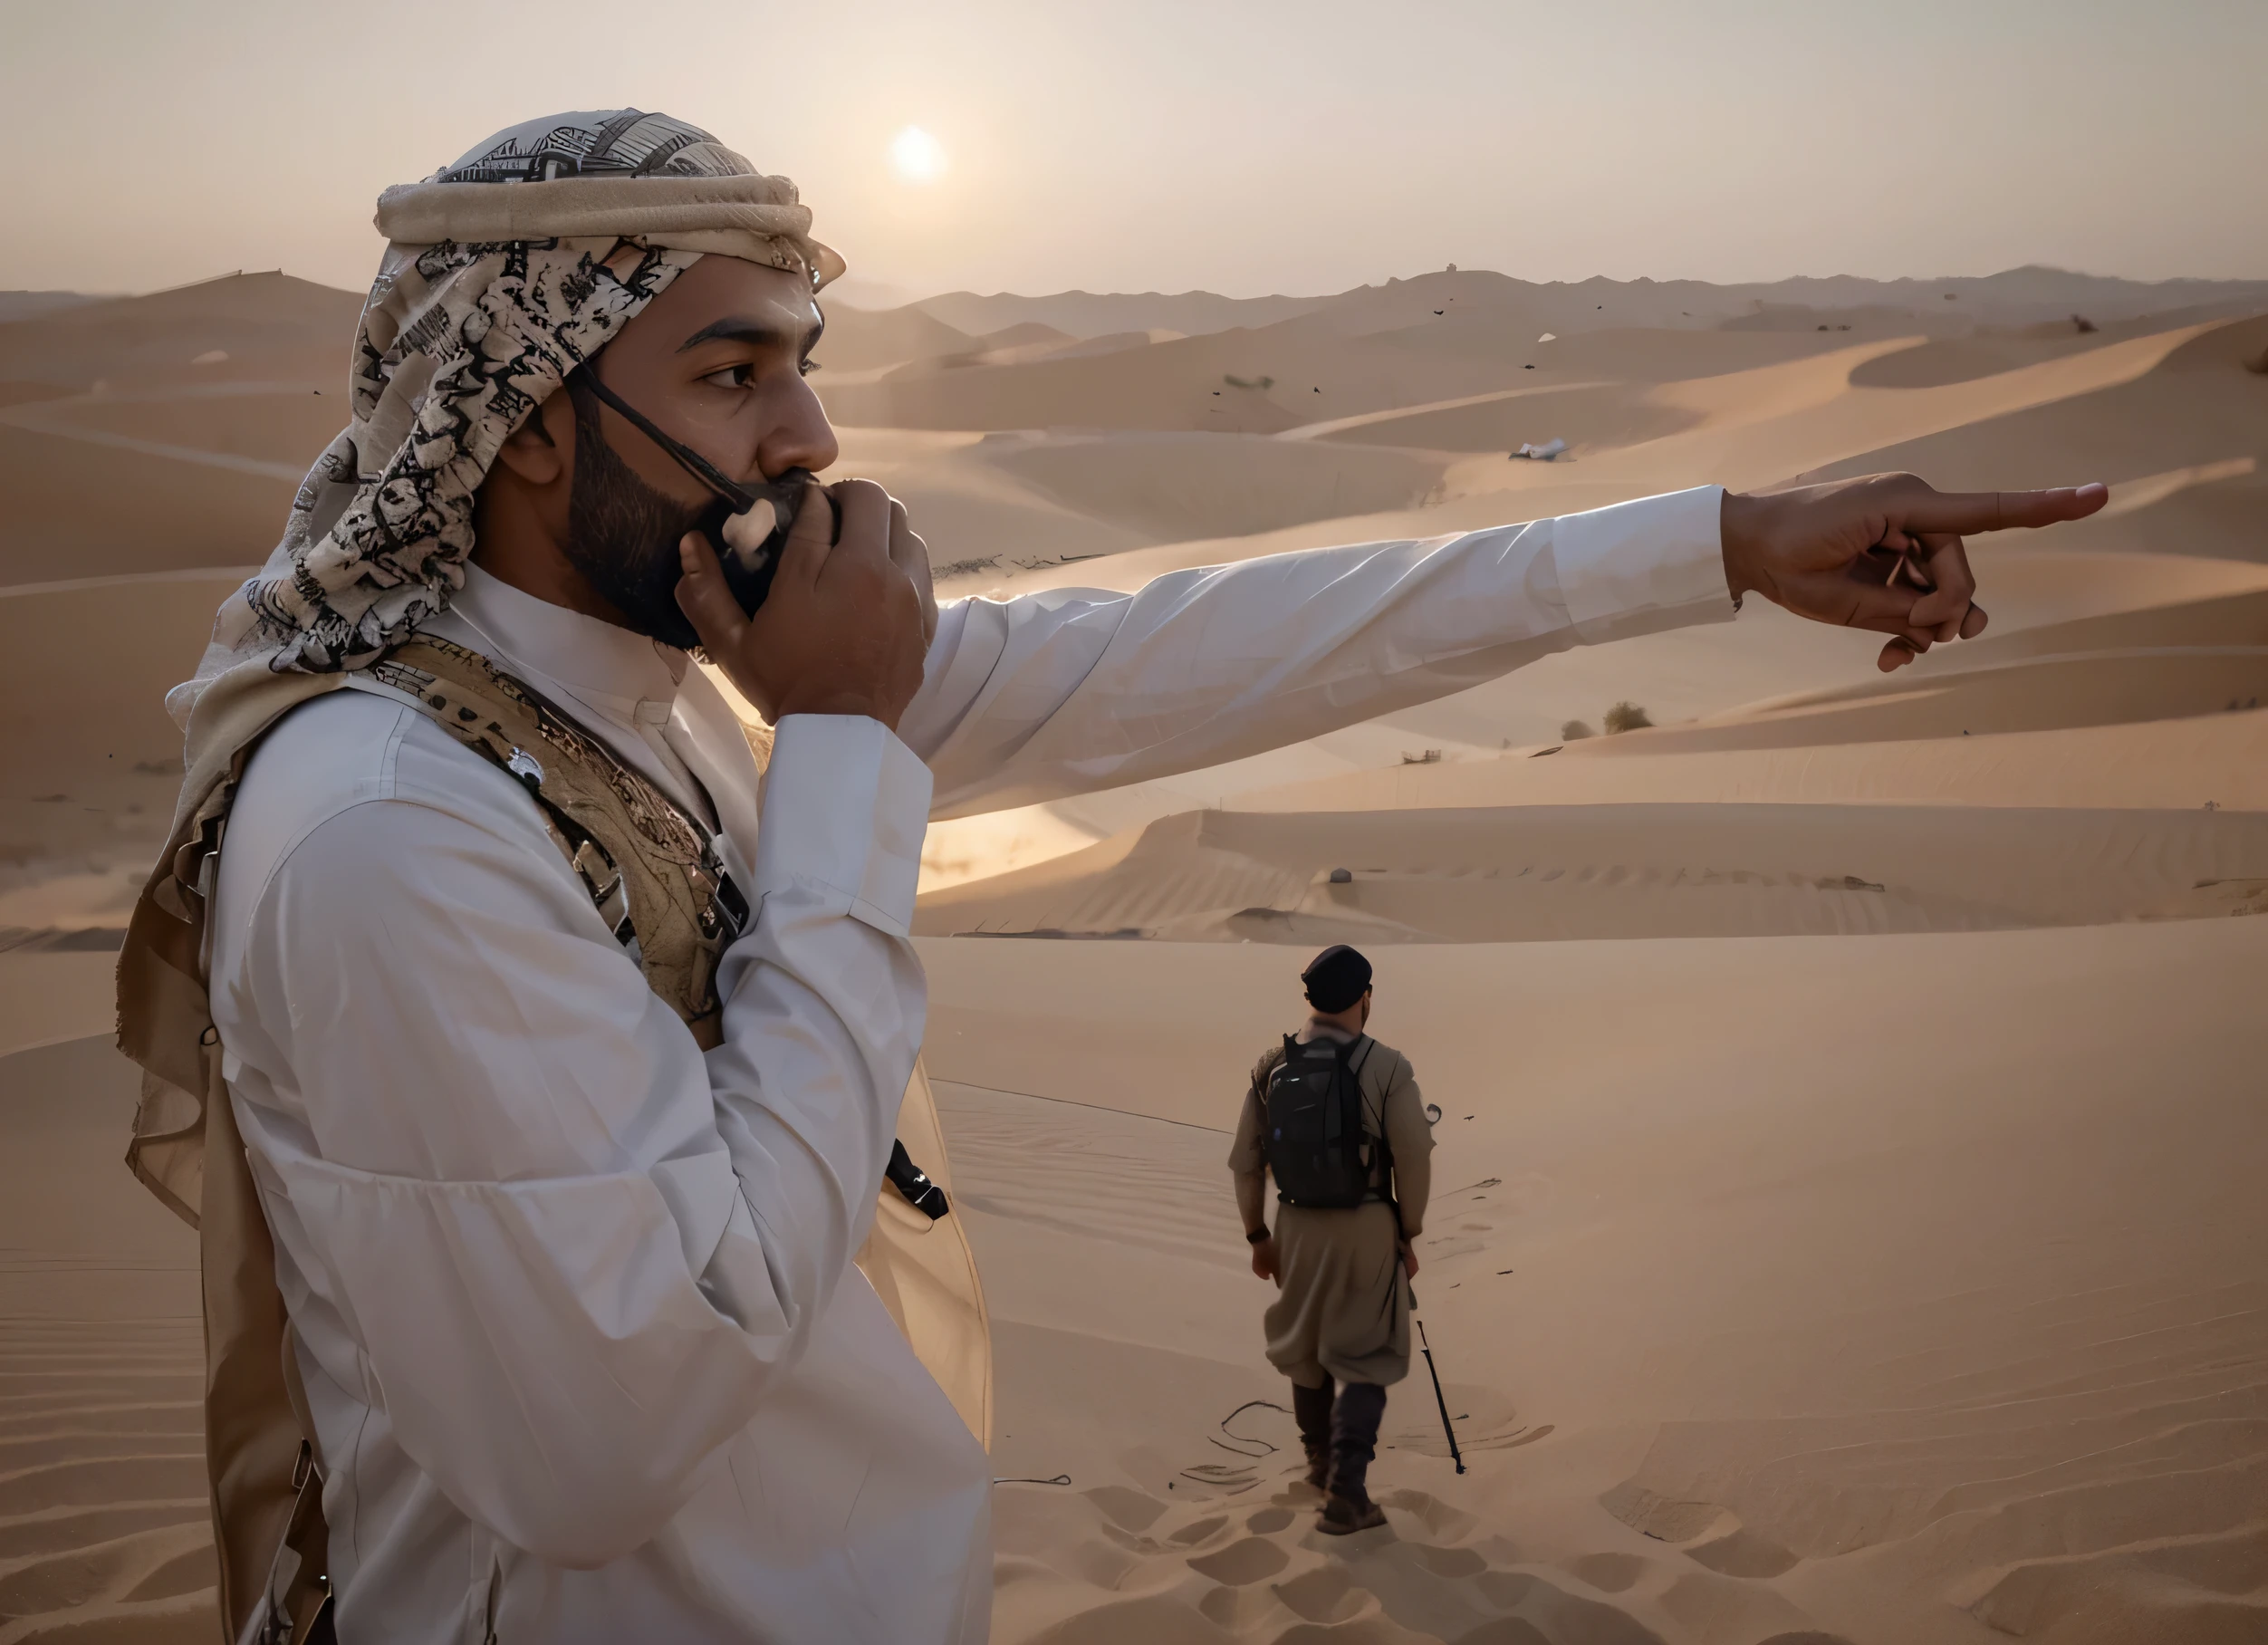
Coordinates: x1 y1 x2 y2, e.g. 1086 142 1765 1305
116 108 2103 1644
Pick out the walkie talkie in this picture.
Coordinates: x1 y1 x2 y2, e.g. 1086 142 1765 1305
692 466 818 617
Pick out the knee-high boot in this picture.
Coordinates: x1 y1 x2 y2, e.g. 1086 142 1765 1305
1290 1379 1335 1489
1319 1381 1389 1534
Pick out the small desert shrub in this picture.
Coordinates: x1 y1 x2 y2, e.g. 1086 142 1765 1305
1603 701 1653 735
1561 719 1596 741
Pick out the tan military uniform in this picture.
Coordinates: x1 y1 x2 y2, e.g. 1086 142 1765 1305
1228 1028 1433 1387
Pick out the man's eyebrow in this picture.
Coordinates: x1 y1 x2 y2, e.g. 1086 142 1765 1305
676 313 821 353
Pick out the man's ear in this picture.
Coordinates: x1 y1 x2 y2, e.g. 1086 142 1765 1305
490 387 571 488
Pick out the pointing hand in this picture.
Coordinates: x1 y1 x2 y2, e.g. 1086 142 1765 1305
1719 474 2109 672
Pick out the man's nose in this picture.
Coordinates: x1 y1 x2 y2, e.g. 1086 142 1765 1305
760 380 840 480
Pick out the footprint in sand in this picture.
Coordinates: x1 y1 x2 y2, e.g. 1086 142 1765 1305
1081 1483 1168 1532
1470 1570 1670 1645
1073 1476 1687 1645
1407 1543 1489 1579
1379 1486 1481 1542
1186 1535 1289 1585
1683 1525 1800 1579
1272 1563 1378 1625
1597 1479 1735 1544
1452 1621 1552 1645
1476 1571 1540 1610
1662 1570 1827 1640
1565 1551 1651 1593
1165 1514 1228 1547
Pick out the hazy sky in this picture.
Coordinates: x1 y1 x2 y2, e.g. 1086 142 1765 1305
5 0 2262 301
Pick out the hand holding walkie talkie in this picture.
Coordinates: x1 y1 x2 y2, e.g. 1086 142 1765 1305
675 475 931 733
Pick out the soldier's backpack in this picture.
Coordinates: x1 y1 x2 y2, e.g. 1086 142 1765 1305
1263 1034 1382 1208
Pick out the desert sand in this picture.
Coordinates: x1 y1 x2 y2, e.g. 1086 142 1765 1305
3 263 2263 1642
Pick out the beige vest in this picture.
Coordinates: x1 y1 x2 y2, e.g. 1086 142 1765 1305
116 638 989 1643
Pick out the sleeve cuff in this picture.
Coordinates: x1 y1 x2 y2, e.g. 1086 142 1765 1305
1554 485 1733 641
754 716 933 937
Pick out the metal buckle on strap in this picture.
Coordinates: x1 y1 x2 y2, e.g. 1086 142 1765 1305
694 842 750 943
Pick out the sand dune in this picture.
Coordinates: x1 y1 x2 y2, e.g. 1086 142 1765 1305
1304 379 1703 457
847 427 1451 571
913 289 1335 342
816 318 1518 437
1235 708 2268 822
1802 313 2268 563
20 385 337 473
815 302 981 371
1843 313 2194 390
0 417 298 586
0 294 98 326
0 275 357 585
7 255 2265 1642
918 801 2268 943
982 431 1447 544
829 426 1158 572
0 274 360 393
1625 649 2265 756
910 267 2268 347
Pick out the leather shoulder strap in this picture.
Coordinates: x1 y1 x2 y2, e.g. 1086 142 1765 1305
372 636 746 1046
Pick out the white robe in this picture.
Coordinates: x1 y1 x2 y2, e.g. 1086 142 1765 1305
207 486 1728 1643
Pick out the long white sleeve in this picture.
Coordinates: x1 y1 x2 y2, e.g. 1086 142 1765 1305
899 485 1731 818
215 706 932 1569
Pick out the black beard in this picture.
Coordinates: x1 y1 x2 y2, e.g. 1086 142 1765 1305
562 388 707 650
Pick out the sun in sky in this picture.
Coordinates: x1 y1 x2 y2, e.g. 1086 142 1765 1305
889 126 947 185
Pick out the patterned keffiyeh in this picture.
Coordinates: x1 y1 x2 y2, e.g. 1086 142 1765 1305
173 109 841 725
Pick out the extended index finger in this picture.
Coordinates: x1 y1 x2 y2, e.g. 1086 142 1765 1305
1897 481 2109 537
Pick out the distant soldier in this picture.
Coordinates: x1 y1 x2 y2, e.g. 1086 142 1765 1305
1230 946 1433 1534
